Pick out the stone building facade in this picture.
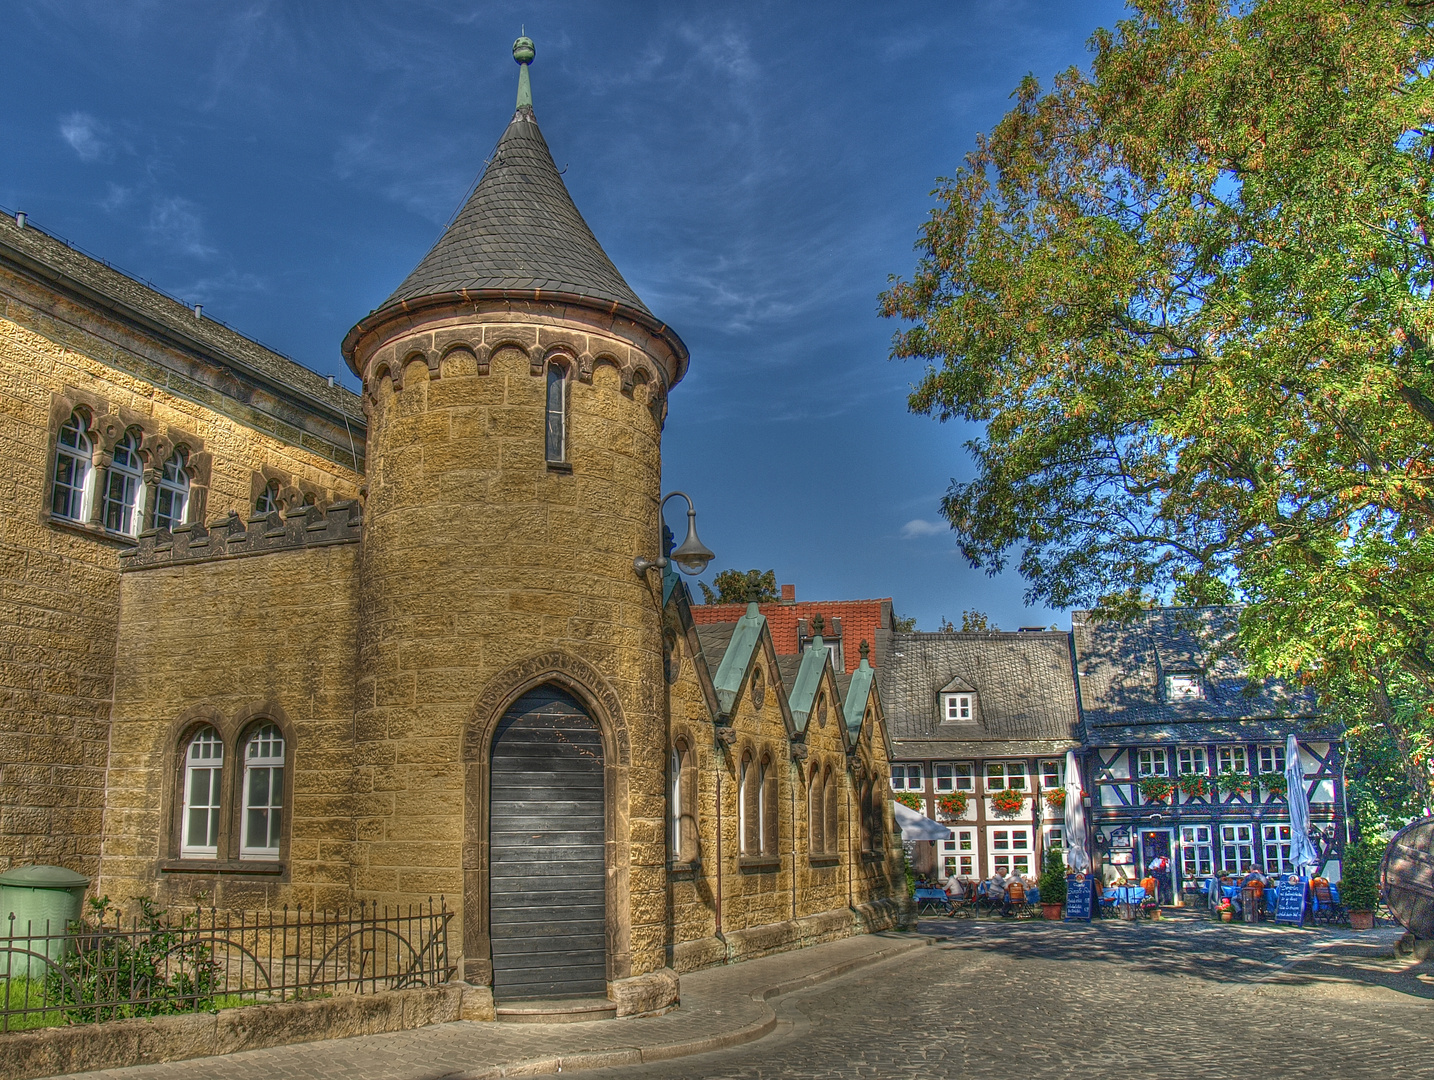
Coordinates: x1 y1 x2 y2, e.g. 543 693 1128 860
0 40 903 1013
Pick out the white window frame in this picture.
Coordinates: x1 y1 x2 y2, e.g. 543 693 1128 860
151 450 189 531
890 764 924 792
1137 748 1169 777
1219 823 1254 873
942 827 976 878
1043 823 1064 853
544 362 568 463
1039 759 1064 790
985 760 1027 791
987 826 1033 877
240 724 285 860
1180 824 1214 879
1257 744 1286 774
181 727 224 858
670 745 682 859
1167 674 1203 701
739 755 750 855
52 413 92 522
934 762 974 793
1262 822 1294 873
942 693 974 722
1217 745 1248 774
104 430 144 537
1177 746 1208 775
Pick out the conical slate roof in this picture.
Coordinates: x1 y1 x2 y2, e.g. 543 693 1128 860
379 105 650 316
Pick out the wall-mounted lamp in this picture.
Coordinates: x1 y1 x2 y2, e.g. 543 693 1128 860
634 490 714 577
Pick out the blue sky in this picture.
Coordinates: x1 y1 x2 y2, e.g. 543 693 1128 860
2 1 1128 630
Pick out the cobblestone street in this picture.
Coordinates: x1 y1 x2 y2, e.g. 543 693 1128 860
61 915 1434 1080
582 916 1434 1080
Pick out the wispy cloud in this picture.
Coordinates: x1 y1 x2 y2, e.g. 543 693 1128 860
59 112 108 161
901 518 946 539
146 196 215 258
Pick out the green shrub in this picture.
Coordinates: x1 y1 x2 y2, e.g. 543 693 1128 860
1341 840 1383 911
1038 846 1068 905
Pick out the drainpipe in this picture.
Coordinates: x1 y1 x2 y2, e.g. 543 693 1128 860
790 762 797 922
714 770 723 938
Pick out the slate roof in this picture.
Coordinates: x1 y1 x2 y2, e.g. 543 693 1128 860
380 106 649 317
1071 606 1331 744
879 631 1080 757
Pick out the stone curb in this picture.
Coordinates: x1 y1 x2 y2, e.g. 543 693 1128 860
435 935 935 1079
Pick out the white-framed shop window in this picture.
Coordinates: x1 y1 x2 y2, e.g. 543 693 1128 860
1258 744 1287 774
985 760 1028 791
1043 823 1064 852
1180 824 1213 879
1217 745 1248 774
1137 748 1169 777
943 693 974 722
240 724 285 860
890 764 924 791
934 762 974 792
1177 746 1208 775
180 727 224 858
1219 823 1254 873
942 827 976 878
1039 759 1064 790
1262 823 1295 873
988 826 1032 877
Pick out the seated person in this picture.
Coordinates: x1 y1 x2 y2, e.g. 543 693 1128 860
944 875 967 900
1243 867 1268 913
983 873 1007 905
1002 876 1028 915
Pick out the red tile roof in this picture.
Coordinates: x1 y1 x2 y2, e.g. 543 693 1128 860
690 595 893 673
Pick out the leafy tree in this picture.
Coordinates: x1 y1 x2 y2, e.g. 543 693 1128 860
960 610 996 632
880 0 1434 805
894 613 919 632
698 569 777 605
1345 715 1424 840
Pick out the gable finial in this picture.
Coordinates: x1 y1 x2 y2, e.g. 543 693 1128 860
811 613 825 637
513 34 536 110
859 639 870 661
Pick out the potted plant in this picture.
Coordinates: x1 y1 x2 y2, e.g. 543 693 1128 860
1216 898 1234 922
1342 839 1382 930
1038 846 1067 919
1215 769 1254 798
1138 776 1175 804
1256 772 1288 798
1176 773 1212 800
894 791 924 812
990 787 1026 818
936 791 969 820
1043 787 1066 812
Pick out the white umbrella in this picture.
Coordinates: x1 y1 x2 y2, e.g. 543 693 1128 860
1063 750 1091 873
1285 734 1321 873
893 800 952 842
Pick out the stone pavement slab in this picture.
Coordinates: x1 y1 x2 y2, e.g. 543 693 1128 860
45 932 931 1080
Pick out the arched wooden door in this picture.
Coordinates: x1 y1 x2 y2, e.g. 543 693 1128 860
489 686 607 1000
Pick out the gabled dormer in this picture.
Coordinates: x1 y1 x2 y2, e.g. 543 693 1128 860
937 675 979 726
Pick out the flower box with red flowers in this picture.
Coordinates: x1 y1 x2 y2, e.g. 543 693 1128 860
990 787 1027 817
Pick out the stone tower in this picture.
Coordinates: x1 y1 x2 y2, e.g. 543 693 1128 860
341 38 688 1001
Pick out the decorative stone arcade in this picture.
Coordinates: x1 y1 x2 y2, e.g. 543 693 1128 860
341 38 688 1009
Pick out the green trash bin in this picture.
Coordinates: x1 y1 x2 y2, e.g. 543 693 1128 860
0 865 90 981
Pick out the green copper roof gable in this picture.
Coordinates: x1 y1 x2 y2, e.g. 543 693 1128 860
787 637 829 734
711 602 766 716
844 654 875 739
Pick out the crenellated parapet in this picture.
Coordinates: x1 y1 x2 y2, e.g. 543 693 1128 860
119 500 362 570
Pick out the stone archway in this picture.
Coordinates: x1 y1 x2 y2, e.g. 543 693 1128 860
488 685 607 1000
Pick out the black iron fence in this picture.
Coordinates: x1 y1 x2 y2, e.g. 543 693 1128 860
0 898 454 1031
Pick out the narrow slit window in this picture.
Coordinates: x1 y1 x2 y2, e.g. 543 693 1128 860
104 430 144 536
823 765 838 854
151 450 189 531
240 724 285 860
52 413 92 521
180 727 224 858
256 480 280 514
809 762 824 854
545 363 567 463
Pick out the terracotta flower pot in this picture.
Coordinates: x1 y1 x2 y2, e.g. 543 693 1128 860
1220 911 1233 922
1350 909 1375 931
1042 903 1064 921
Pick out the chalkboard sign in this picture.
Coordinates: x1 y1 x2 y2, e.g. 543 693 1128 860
1274 875 1307 926
1065 873 1093 921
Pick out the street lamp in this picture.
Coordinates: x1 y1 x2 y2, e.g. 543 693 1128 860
634 491 714 577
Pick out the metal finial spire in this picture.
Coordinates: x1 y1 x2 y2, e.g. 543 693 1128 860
513 34 535 110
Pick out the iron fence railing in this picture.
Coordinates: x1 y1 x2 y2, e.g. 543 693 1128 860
0 898 453 1031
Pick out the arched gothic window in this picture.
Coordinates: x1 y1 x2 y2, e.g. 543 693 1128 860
670 738 697 864
51 413 92 522
739 750 757 855
545 362 568 463
823 765 839 854
180 727 224 858
859 782 873 855
808 762 825 855
240 724 285 860
255 479 280 514
104 430 144 536
761 753 778 857
151 450 189 531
